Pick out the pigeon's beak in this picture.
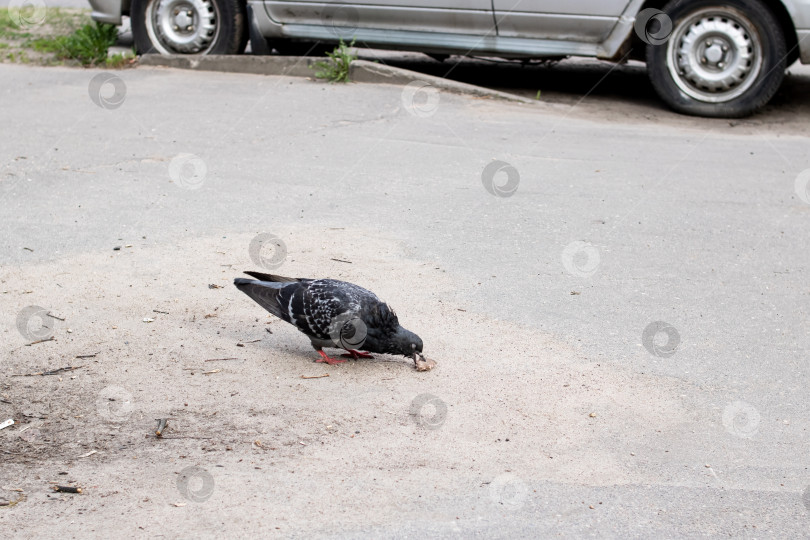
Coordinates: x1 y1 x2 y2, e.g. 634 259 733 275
412 351 423 362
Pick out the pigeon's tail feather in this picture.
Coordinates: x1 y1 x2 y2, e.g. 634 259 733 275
234 278 291 322
243 271 300 283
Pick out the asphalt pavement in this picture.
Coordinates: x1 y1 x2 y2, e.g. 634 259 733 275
1 62 809 537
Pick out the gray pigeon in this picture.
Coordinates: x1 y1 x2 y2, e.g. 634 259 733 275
234 271 423 365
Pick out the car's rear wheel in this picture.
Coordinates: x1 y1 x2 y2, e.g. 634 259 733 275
646 0 787 117
131 0 247 55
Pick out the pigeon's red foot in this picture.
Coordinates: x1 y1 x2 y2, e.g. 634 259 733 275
316 350 346 365
341 350 375 359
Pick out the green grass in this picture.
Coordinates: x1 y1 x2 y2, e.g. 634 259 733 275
64 21 118 64
0 5 78 35
29 36 66 54
1 8 129 67
105 49 136 68
6 50 30 63
0 10 28 39
32 21 118 65
0 9 16 33
313 39 357 83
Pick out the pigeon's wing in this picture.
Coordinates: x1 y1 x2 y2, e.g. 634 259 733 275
293 279 364 341
303 280 400 346
233 278 299 324
243 271 302 283
233 277 362 342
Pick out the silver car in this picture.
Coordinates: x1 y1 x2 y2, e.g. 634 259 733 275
90 0 810 117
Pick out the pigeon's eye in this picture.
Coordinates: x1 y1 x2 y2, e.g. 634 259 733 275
410 343 416 350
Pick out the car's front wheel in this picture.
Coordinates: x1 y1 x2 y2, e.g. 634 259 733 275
131 0 247 55
646 0 787 117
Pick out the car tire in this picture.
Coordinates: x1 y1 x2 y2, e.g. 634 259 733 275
131 0 247 55
646 0 787 117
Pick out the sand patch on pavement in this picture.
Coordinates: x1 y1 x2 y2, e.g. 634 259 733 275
0 227 691 534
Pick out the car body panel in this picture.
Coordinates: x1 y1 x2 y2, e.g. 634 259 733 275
780 0 810 27
88 0 125 24
493 14 620 43
494 0 632 18
255 0 642 58
799 30 810 62
493 0 631 42
779 0 810 61
264 1 495 35
251 1 601 56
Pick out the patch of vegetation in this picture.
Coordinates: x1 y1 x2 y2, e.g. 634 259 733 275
0 10 22 38
59 21 119 64
313 39 357 83
1 6 72 39
7 49 31 62
29 36 66 54
0 8 132 67
105 50 137 68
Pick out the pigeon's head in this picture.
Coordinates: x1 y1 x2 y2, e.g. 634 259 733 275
388 326 423 358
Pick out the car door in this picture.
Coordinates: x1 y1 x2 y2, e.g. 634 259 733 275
493 1 633 42
265 1 496 36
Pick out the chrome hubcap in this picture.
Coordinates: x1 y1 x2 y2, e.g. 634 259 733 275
147 0 218 54
667 9 762 103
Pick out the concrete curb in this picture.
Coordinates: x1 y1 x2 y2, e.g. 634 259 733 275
139 54 534 103
139 54 320 77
